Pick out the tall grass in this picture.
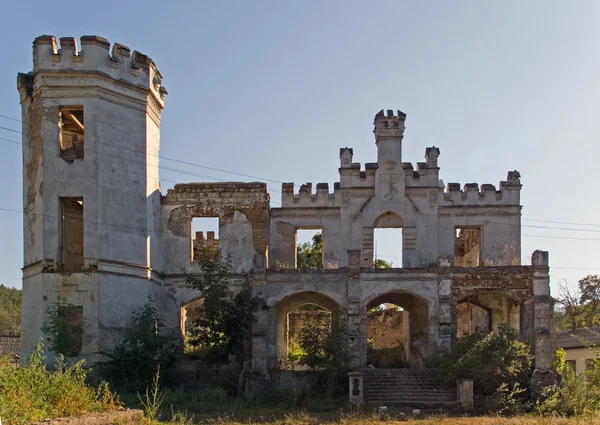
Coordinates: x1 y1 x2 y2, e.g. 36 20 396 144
0 344 120 425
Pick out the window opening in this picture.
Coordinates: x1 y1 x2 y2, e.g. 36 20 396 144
373 228 402 268
296 228 323 269
454 227 481 267
61 198 84 272
191 217 219 261
59 107 84 162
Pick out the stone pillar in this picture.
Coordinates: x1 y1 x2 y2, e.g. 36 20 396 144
531 250 554 371
457 379 474 412
348 371 364 404
347 249 366 367
438 278 453 350
531 250 557 390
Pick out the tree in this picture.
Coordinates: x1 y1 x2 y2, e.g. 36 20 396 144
41 296 84 357
99 297 178 391
373 258 393 269
556 275 600 331
0 284 21 335
297 233 323 269
186 253 261 391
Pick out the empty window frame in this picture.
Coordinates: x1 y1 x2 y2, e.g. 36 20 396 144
373 228 402 268
296 228 323 269
61 198 84 271
191 217 219 261
59 107 84 161
454 227 481 267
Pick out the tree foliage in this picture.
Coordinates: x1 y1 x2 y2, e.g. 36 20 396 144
295 318 351 371
428 324 533 414
373 258 393 269
556 275 600 330
0 284 21 336
99 297 178 391
41 296 84 357
186 253 261 372
297 233 323 270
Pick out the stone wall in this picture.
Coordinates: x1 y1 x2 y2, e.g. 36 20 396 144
367 308 408 349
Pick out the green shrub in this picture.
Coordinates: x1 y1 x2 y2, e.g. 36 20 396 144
537 348 600 416
99 297 179 392
427 324 533 414
0 344 120 425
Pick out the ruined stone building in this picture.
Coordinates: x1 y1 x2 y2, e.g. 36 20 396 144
18 35 554 388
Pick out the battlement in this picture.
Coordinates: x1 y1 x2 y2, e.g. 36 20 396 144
281 182 336 207
441 171 522 206
31 35 166 103
373 109 406 141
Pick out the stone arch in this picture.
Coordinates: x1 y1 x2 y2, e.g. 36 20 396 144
374 211 405 228
180 296 203 339
275 291 340 363
366 290 429 367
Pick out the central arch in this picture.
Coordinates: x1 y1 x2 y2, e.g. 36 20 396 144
275 291 340 367
366 291 429 368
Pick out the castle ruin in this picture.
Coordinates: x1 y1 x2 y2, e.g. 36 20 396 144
17 35 555 393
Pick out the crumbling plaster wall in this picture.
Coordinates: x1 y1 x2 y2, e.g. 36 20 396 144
269 207 344 269
161 183 269 274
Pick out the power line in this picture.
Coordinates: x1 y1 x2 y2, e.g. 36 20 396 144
1 205 599 272
3 114 600 231
0 120 283 184
0 114 21 123
0 134 283 202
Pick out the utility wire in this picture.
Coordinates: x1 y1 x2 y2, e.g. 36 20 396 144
3 114 600 230
0 120 283 184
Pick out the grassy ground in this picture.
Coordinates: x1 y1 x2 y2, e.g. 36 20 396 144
144 409 600 425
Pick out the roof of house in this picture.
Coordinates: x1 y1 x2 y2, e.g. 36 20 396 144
556 327 600 349
0 335 19 357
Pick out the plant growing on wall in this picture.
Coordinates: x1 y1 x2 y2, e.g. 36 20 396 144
41 296 84 357
186 252 261 391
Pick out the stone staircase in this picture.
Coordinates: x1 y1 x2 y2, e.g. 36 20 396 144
362 368 457 409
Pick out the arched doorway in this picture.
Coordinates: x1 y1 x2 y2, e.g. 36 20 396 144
180 298 203 356
275 292 340 367
366 291 429 367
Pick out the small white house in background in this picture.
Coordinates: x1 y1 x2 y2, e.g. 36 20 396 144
556 327 600 374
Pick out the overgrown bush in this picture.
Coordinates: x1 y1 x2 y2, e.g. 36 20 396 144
185 253 260 392
537 348 600 416
293 318 352 399
99 297 179 392
41 296 84 357
0 344 120 425
427 324 533 414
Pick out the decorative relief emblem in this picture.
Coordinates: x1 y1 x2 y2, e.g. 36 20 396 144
439 279 451 297
342 191 350 211
428 190 437 210
439 303 451 324
384 160 397 170
383 175 401 200
352 378 361 396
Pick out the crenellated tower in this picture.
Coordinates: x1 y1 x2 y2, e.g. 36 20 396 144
17 35 167 361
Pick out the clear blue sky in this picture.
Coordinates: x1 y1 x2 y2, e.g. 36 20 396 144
1 1 599 296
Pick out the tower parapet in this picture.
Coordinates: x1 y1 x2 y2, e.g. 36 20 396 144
31 35 166 109
373 109 406 142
